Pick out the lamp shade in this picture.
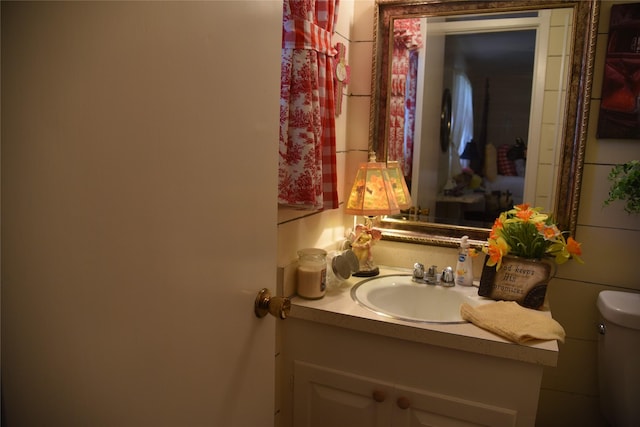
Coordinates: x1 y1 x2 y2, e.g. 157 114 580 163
460 140 478 160
345 161 400 216
385 161 412 210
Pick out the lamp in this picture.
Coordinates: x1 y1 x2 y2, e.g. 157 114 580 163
385 160 413 210
460 140 478 160
460 139 479 172
345 154 402 277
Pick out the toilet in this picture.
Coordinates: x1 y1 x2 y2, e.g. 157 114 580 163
597 290 640 427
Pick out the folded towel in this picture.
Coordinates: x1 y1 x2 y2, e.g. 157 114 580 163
460 301 565 344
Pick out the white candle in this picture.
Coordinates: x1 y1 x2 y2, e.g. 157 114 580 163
296 248 327 299
297 265 326 299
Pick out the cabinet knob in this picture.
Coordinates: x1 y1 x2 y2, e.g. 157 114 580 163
396 396 411 409
372 390 386 403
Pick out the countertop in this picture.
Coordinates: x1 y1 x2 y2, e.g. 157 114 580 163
289 266 559 367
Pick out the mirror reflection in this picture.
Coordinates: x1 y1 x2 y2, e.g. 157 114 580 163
386 9 571 228
371 0 598 247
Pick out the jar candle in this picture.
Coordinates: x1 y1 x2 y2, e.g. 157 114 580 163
296 248 327 299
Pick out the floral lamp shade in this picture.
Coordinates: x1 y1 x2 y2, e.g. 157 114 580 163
345 158 402 277
385 160 412 210
345 160 401 216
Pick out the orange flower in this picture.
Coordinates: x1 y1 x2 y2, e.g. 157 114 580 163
490 218 503 240
484 237 510 270
566 237 582 257
539 224 561 240
516 207 534 222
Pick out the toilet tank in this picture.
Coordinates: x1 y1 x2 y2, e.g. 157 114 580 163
597 290 640 427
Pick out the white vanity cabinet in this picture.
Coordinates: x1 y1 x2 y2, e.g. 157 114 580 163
280 316 552 427
293 360 517 427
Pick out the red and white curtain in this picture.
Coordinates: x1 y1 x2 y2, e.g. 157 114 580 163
279 0 340 210
388 18 422 182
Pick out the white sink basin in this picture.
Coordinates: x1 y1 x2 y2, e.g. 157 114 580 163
351 274 490 323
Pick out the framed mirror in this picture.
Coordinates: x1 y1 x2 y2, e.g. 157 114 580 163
370 0 599 247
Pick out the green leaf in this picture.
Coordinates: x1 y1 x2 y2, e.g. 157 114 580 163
604 160 640 214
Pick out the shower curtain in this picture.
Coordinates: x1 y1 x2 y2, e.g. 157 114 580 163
279 0 340 210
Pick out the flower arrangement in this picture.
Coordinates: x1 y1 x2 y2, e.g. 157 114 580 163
483 204 583 270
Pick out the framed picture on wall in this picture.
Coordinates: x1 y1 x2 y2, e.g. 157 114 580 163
597 3 640 139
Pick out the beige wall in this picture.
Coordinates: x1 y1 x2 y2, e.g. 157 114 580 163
278 1 640 426
537 1 640 425
277 0 368 269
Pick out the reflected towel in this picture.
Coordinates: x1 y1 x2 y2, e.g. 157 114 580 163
460 301 566 344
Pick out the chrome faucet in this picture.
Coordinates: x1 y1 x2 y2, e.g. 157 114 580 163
412 262 426 283
440 266 455 287
412 263 439 285
412 262 454 287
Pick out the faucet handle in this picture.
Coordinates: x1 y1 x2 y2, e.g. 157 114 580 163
441 266 455 286
413 263 425 280
426 265 437 281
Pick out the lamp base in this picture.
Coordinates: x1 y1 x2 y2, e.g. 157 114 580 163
353 267 380 277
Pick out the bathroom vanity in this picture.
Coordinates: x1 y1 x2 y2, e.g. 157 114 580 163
278 267 559 427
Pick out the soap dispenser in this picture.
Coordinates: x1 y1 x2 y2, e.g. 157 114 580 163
455 235 473 286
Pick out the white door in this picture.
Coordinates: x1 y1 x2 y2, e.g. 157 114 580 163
2 1 282 426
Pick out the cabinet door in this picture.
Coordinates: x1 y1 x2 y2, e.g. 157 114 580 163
392 384 517 427
293 361 393 427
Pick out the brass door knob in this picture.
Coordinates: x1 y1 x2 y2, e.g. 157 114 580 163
254 288 291 319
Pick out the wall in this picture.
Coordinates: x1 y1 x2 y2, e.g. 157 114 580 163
277 0 367 272
537 1 640 425
278 1 640 426
275 0 364 423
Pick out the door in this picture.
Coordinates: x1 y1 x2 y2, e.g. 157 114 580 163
1 1 282 426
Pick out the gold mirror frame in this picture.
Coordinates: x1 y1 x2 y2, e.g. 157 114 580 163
370 0 599 247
